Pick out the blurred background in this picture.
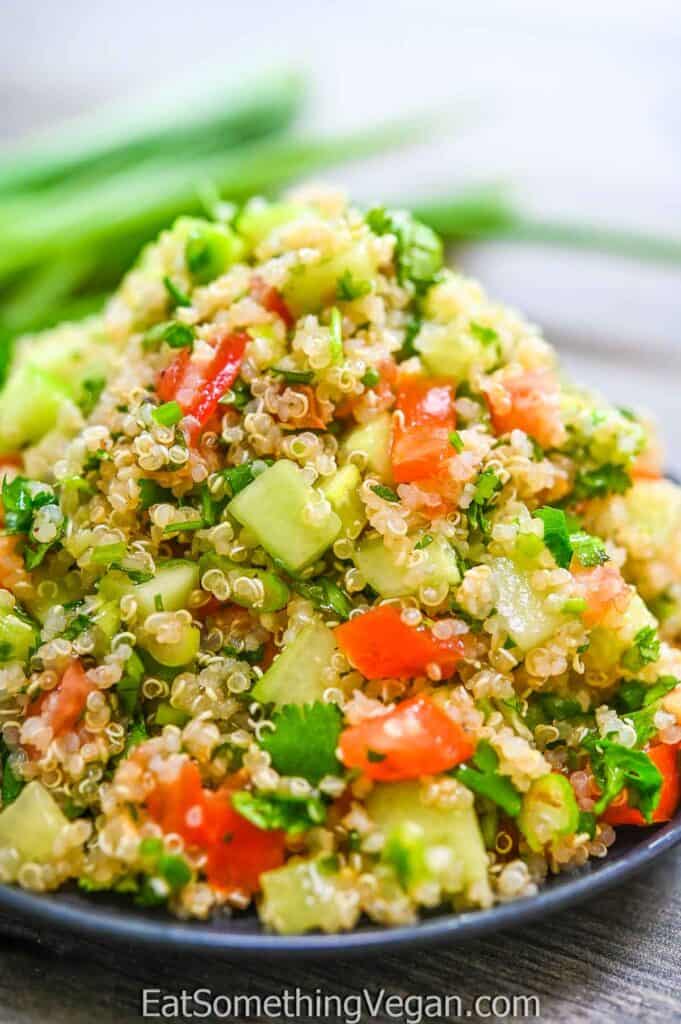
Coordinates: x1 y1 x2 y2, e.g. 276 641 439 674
1 0 680 469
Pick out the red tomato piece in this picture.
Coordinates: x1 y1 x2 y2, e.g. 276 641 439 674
338 694 474 781
250 275 294 329
335 605 464 680
146 761 285 893
573 564 631 627
27 660 95 737
205 800 286 894
486 369 564 449
391 377 456 484
156 330 248 432
602 743 681 826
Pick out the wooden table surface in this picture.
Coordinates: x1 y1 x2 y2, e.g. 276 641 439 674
0 845 679 1023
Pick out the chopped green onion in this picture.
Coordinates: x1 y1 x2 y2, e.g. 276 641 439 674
329 307 343 363
154 593 164 611
162 519 204 536
271 367 314 385
163 276 191 308
90 542 126 566
152 401 182 427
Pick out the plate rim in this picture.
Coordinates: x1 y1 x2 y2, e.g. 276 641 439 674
0 814 679 957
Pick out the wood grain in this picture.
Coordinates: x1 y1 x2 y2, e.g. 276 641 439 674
0 848 679 1023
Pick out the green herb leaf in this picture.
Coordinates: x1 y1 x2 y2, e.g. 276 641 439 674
138 478 174 510
469 321 498 345
291 577 353 621
143 320 195 351
449 430 464 452
571 463 632 501
371 484 400 503
361 367 380 388
259 701 343 785
467 468 502 535
583 733 662 821
414 534 433 550
231 790 327 835
161 519 204 536
79 377 106 417
533 506 609 569
621 626 661 673
0 741 24 805
367 208 443 290
116 651 145 716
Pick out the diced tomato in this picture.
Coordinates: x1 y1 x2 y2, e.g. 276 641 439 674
485 369 565 449
602 743 681 826
250 275 294 329
204 805 286 893
146 759 285 894
338 694 474 781
391 377 456 484
156 329 248 434
335 605 464 680
573 564 631 627
27 660 95 737
0 535 29 592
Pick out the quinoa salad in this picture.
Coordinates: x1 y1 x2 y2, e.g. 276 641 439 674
0 186 678 934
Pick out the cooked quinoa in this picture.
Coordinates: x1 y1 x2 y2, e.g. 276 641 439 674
0 185 679 933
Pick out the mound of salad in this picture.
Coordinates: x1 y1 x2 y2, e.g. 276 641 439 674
0 185 678 934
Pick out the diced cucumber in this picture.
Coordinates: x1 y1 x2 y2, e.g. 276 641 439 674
415 321 497 379
251 622 337 707
24 569 84 624
154 702 190 728
490 556 565 652
367 781 492 907
339 413 393 483
185 222 245 284
236 199 310 251
320 464 366 538
586 593 656 672
260 857 360 935
354 534 460 598
228 460 341 573
91 599 121 656
198 553 290 611
518 773 579 852
0 606 38 666
283 240 379 317
139 622 200 668
134 560 200 620
0 781 67 865
0 363 72 452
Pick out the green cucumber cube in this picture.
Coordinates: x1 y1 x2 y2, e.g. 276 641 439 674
0 781 67 865
228 460 341 573
252 622 337 707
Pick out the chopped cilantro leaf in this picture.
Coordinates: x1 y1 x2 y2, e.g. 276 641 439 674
259 701 343 785
583 733 662 821
454 740 522 817
143 321 195 351
571 463 632 501
231 790 327 835
621 626 661 673
533 506 609 569
467 468 502 535
469 321 498 345
291 577 353 621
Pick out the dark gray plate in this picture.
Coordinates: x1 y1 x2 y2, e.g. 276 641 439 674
0 812 678 957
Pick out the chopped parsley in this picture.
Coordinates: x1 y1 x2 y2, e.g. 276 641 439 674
621 626 661 673
1 476 64 568
291 576 353 621
467 468 502 535
454 740 522 817
231 790 327 835
221 460 272 497
258 701 343 785
138 478 174 510
371 484 400 503
361 367 380 388
469 321 498 345
533 506 608 569
571 463 632 501
582 733 662 822
79 377 106 417
414 534 433 550
366 208 443 290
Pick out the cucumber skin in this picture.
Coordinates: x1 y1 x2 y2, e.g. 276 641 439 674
251 622 337 708
0 608 38 665
228 460 341 573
